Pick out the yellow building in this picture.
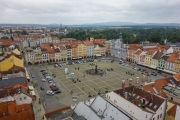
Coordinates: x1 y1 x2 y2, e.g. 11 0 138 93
69 42 78 59
0 54 24 73
165 102 177 120
144 49 157 66
94 45 101 57
77 42 87 58
59 46 67 61
174 59 180 72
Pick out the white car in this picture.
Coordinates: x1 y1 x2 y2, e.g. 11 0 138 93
125 64 128 67
46 76 52 79
41 79 46 82
46 90 54 95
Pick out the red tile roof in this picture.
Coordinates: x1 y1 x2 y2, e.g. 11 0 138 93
52 36 60 40
128 44 140 51
40 43 50 48
0 40 14 45
146 49 158 55
0 101 35 120
59 46 66 50
69 42 78 48
135 49 142 55
84 41 94 46
174 73 180 82
93 39 106 44
167 53 180 62
167 104 177 117
61 38 76 41
143 78 168 98
46 48 55 54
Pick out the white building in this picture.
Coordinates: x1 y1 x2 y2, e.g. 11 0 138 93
65 44 72 60
106 86 167 120
84 41 94 58
110 33 127 60
41 48 49 63
70 96 131 120
24 47 42 64
0 87 33 105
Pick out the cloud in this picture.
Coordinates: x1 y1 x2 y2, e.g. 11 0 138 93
0 0 180 24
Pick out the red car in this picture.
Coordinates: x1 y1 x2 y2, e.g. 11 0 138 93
49 84 56 88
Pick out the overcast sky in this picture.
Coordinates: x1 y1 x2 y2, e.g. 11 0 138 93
0 0 180 25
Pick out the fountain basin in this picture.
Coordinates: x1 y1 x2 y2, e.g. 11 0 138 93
86 69 104 75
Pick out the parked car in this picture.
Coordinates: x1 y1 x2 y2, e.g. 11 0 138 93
55 90 61 94
46 90 54 95
125 64 128 67
50 84 56 88
40 87 44 90
151 72 157 76
46 76 52 79
40 70 45 72
48 80 55 84
41 79 47 82
52 87 59 91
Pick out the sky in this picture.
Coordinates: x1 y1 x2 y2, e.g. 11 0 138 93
0 0 180 25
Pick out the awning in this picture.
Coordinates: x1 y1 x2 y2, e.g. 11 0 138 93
30 91 35 96
28 86 34 90
72 58 78 60
96 54 102 57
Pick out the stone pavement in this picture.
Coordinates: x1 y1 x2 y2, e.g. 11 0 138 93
33 87 47 120
26 66 47 120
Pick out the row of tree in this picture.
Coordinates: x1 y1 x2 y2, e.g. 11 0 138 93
63 28 180 44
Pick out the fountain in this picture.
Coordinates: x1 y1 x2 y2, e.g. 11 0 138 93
86 64 104 75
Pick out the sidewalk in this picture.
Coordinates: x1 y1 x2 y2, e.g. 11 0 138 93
27 66 47 120
33 88 47 120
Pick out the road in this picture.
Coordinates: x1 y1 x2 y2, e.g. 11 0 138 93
27 66 65 112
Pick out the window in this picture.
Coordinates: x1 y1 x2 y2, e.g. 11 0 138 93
24 97 26 100
20 98 22 101
157 115 159 119
160 114 162 118
146 114 147 118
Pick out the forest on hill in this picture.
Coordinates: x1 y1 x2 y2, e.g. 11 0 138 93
62 28 180 44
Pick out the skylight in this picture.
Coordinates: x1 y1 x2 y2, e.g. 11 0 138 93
153 87 159 94
154 105 157 109
149 103 153 107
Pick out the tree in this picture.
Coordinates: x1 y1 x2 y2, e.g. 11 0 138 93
11 35 13 41
1 36 9 39
21 30 28 35
10 29 12 34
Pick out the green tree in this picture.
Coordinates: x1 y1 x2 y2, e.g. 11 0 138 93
10 35 13 41
1 36 9 39
10 29 12 34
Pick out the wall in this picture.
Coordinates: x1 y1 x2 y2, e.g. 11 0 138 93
0 96 14 103
14 93 32 105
